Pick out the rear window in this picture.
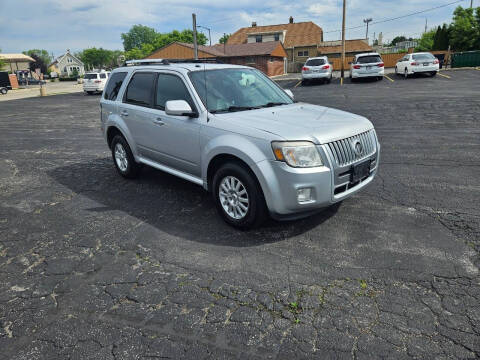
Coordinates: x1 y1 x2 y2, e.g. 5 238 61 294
99 73 107 79
412 54 434 61
104 72 127 101
84 73 98 79
357 55 382 64
124 72 154 107
305 58 326 66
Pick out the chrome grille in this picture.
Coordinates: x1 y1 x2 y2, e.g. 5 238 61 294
327 130 376 167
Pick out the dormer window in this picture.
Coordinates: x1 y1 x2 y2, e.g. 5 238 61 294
274 33 280 41
255 35 262 43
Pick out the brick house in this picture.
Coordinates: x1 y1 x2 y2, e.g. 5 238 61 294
227 17 323 70
145 41 287 76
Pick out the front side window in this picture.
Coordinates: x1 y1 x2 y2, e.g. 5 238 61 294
189 68 293 113
104 72 127 101
124 72 154 107
155 73 194 110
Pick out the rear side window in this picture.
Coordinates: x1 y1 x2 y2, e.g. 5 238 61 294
124 72 155 107
100 73 107 79
84 73 98 79
357 56 382 64
305 58 326 66
104 72 127 101
155 74 194 110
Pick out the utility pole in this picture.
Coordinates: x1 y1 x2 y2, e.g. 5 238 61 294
341 0 346 85
197 25 211 46
471 0 473 8
363 18 372 41
424 18 427 33
192 13 198 60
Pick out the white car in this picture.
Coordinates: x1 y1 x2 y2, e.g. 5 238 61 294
395 52 439 78
83 71 111 94
301 57 332 84
350 53 384 81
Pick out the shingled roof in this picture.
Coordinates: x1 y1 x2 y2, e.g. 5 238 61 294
227 21 323 48
318 39 373 54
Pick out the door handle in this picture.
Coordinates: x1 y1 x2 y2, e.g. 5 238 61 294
120 110 128 117
153 118 165 126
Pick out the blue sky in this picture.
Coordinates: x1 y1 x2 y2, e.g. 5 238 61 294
0 0 472 57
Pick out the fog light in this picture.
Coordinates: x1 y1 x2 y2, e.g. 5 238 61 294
297 188 313 203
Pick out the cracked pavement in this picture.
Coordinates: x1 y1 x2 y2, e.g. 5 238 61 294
0 69 479 359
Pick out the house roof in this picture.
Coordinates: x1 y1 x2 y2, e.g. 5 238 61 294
147 41 287 59
317 39 373 54
227 21 323 48
0 53 35 62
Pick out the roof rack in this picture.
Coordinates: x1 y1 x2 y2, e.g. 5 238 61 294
125 59 170 66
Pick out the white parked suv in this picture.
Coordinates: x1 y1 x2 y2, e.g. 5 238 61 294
395 52 439 78
301 57 332 84
100 59 380 229
83 70 111 94
350 53 384 81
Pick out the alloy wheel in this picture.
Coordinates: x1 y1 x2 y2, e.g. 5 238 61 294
114 143 128 172
219 176 249 220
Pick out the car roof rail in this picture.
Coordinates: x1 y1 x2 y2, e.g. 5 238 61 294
125 59 170 66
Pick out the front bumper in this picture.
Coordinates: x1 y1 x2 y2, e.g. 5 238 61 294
253 140 380 217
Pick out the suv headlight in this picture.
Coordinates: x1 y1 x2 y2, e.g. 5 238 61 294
272 141 323 168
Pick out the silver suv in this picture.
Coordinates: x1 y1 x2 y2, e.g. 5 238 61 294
100 59 380 229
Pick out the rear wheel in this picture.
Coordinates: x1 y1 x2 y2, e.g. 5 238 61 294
326 74 332 84
404 68 409 79
0 87 7 95
212 162 267 229
111 135 141 179
87 91 94 95
431 71 437 77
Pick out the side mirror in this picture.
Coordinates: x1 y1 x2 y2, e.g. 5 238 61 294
165 100 196 117
284 89 294 99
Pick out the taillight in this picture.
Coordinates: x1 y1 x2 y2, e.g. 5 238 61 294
411 62 419 66
433 59 439 64
322 65 330 69
377 63 384 67
353 65 361 69
302 66 309 71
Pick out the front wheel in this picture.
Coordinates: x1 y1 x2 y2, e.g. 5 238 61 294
212 162 267 229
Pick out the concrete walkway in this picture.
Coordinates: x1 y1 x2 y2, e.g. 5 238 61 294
0 81 84 102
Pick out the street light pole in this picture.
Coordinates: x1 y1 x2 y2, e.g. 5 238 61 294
197 25 212 46
341 0 346 85
192 13 198 60
363 18 372 41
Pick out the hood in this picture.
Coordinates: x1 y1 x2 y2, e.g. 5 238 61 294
212 103 373 144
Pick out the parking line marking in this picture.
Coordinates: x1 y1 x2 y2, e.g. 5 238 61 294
384 74 395 82
437 72 451 79
294 80 302 88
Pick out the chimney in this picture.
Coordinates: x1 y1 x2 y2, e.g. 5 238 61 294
289 16 294 24
252 21 257 27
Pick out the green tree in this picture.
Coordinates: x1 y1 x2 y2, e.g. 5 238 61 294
79 48 115 69
449 6 477 51
28 54 48 74
124 43 154 60
415 29 436 51
432 24 450 50
219 33 231 44
22 49 52 66
121 25 158 51
390 36 407 46
152 29 207 49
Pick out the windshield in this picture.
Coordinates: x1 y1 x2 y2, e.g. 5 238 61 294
306 58 326 66
189 68 293 113
412 54 434 61
357 55 382 64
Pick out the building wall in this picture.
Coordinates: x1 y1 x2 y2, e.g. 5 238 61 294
58 54 85 77
223 56 285 76
285 46 317 62
146 43 215 59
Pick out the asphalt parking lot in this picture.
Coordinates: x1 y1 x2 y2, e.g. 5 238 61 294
0 69 479 359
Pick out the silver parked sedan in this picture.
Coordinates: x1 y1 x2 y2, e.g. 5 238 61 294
301 56 333 84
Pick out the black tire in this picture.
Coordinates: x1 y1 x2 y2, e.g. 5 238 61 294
0 88 7 95
395 67 398 76
110 135 141 179
301 79 307 86
431 71 437 77
87 91 94 95
377 76 383 81
404 68 409 79
212 162 268 230
326 75 332 84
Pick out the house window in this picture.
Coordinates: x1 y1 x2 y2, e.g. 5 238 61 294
297 50 308 57
274 33 280 41
245 56 255 64
255 35 262 43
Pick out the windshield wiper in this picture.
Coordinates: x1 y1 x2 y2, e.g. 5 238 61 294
210 105 260 113
259 102 288 108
